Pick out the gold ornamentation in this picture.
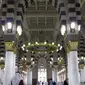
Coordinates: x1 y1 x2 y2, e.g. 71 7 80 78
27 43 57 52
80 0 85 6
5 42 16 53
79 64 85 69
67 41 78 53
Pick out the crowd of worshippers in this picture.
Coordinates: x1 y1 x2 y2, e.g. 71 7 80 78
10 73 68 85
37 79 68 85
37 80 56 85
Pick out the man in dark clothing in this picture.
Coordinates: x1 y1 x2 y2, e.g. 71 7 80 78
63 79 68 85
53 81 56 85
18 80 24 85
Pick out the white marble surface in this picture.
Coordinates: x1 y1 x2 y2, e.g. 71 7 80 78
27 70 32 85
67 51 80 85
4 51 15 85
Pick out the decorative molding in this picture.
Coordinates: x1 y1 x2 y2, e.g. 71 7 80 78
58 58 64 65
80 0 85 6
27 43 57 52
79 64 85 69
0 60 4 69
67 41 78 53
5 42 16 53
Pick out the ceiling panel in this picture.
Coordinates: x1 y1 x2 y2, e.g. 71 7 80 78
30 31 54 42
24 0 58 43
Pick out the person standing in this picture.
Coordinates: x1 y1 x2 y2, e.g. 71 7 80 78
18 80 24 85
53 81 56 85
63 79 68 85
49 79 53 85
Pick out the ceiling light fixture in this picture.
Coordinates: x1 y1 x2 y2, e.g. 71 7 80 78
52 42 54 45
32 61 35 65
81 56 84 60
44 41 47 44
22 58 24 60
78 25 81 31
28 43 31 45
51 58 53 61
60 25 66 35
71 22 76 29
23 44 25 47
7 22 12 29
25 58 26 61
58 44 60 47
31 58 33 61
56 49 58 52
60 46 62 50
35 42 38 44
2 25 5 31
17 25 22 36
0 57 3 61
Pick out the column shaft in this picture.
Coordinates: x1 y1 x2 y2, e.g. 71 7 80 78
27 69 32 85
80 66 85 82
32 66 38 85
52 69 57 83
68 51 80 85
4 51 15 85
12 54 16 77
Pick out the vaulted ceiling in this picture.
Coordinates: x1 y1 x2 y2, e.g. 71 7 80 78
22 0 85 43
23 0 58 43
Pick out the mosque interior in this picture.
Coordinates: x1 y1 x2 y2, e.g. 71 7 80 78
0 0 85 85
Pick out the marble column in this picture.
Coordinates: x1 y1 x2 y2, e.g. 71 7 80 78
67 42 80 85
80 66 85 82
47 66 52 85
12 54 16 77
52 68 57 83
0 68 4 85
52 69 54 82
67 53 72 85
32 66 38 85
4 42 16 85
47 67 52 81
27 68 32 85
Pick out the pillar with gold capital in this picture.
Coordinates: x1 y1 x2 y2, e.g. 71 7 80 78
4 42 16 85
67 41 80 85
27 67 32 85
27 52 32 85
52 68 57 83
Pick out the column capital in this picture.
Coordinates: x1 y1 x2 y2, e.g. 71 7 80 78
67 41 78 53
79 64 85 69
52 66 58 71
80 0 85 6
53 62 58 69
28 66 33 71
0 63 4 69
5 42 16 53
27 62 33 71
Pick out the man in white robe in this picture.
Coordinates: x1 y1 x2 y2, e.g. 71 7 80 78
10 72 22 85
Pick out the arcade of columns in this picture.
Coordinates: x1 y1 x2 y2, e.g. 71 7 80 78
0 0 85 85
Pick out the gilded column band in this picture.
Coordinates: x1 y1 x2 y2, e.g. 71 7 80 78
5 42 16 53
67 41 78 53
80 0 85 6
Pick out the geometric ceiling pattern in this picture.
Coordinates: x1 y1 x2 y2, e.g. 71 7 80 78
24 0 58 42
